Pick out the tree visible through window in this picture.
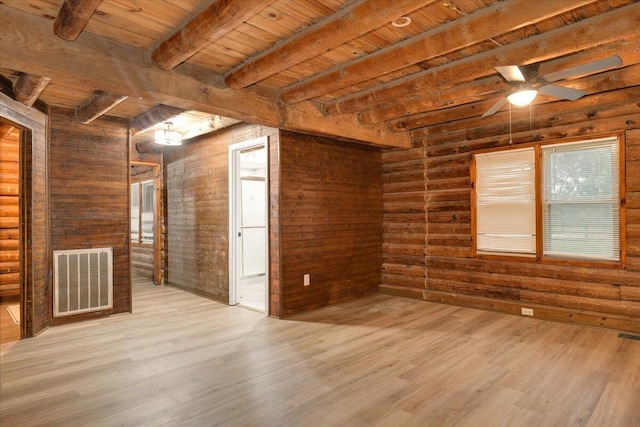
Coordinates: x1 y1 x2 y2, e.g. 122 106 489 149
542 139 619 260
473 136 621 262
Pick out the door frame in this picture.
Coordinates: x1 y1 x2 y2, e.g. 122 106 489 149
1 91 47 338
228 136 269 313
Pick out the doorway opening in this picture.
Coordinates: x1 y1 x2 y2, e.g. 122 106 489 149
0 118 22 344
229 137 268 313
130 162 162 286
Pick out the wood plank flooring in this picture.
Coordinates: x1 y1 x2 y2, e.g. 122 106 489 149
1 275 639 426
0 303 20 346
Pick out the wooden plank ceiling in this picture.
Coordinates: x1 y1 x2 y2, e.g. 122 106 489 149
0 0 639 148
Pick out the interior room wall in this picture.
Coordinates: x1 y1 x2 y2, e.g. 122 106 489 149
48 107 131 324
163 123 278 304
277 132 383 316
381 90 640 333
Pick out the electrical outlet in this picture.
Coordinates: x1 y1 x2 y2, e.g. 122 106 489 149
304 274 310 286
521 307 534 316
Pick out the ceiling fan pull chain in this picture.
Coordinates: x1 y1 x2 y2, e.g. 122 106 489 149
529 103 533 138
509 103 513 144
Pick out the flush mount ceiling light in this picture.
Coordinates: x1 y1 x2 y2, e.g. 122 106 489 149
391 16 411 27
507 88 538 107
154 121 182 146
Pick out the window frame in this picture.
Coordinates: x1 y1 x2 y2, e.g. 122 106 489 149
130 179 155 246
470 133 626 268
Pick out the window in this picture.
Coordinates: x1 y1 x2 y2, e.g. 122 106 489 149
475 147 536 255
472 136 622 263
131 180 154 244
542 139 620 261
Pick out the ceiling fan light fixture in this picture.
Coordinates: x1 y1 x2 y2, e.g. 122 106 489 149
507 89 538 107
154 121 182 146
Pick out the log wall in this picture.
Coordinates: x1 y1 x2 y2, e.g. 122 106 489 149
0 124 19 301
49 108 131 324
278 132 382 316
164 124 278 306
381 88 640 333
380 140 427 299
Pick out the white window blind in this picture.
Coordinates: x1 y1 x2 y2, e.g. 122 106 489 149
475 147 536 255
542 137 619 261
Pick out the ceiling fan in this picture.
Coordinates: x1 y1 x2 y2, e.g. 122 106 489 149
482 55 623 117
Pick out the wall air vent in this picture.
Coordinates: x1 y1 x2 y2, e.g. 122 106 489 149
53 248 113 317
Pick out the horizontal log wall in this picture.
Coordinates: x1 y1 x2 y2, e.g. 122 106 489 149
49 108 130 324
0 125 19 301
278 132 382 316
380 140 427 299
131 243 153 277
164 124 278 307
382 88 640 333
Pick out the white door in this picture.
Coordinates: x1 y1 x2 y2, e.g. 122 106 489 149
229 137 268 313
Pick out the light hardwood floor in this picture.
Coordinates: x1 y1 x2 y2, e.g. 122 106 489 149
1 275 639 426
0 302 21 346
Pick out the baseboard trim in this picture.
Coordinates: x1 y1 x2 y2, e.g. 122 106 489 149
422 290 640 334
379 285 424 300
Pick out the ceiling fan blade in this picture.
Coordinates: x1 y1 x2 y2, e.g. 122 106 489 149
495 65 526 82
482 97 508 117
542 55 622 83
539 85 587 101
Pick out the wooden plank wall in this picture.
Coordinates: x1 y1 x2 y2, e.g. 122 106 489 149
163 124 278 306
0 124 19 301
278 132 382 316
49 107 130 324
269 135 281 317
381 89 640 333
0 92 47 337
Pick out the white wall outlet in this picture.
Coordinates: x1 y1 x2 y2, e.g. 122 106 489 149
304 274 310 286
521 307 534 316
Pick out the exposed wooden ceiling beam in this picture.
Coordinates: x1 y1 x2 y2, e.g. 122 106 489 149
0 74 14 99
0 122 17 139
181 115 242 140
75 90 128 124
224 0 436 89
415 85 640 144
419 78 640 139
54 0 104 41
323 2 640 116
280 0 594 104
387 39 640 130
151 0 268 71
360 75 507 126
131 104 186 135
13 73 51 107
0 5 409 148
